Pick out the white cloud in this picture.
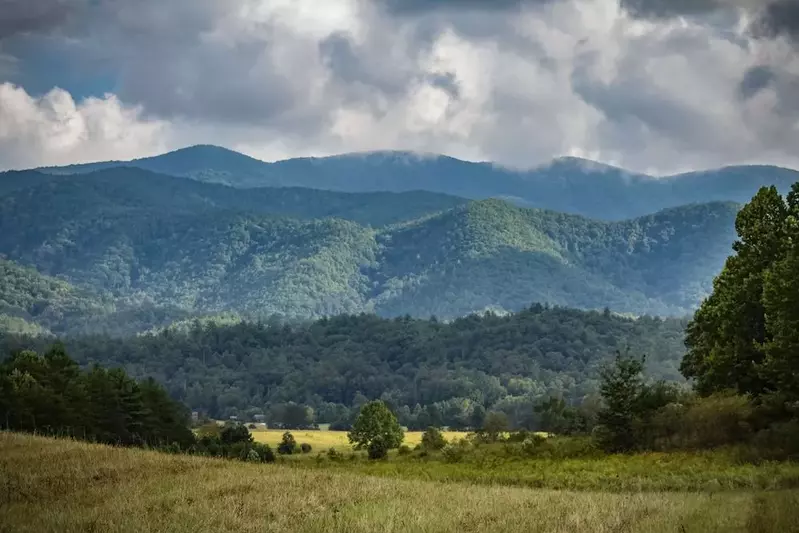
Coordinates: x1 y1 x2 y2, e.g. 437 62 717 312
3 0 799 174
0 83 169 169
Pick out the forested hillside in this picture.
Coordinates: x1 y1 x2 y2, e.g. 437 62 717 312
1 305 688 428
37 145 799 220
373 200 738 317
0 167 465 228
0 167 739 327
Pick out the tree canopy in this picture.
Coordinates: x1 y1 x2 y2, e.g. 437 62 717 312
683 184 799 401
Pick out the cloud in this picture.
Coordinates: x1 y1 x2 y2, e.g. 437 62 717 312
0 83 168 169
2 0 799 175
0 0 83 40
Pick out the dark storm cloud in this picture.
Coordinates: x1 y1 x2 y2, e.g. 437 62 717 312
619 0 799 43
0 0 83 40
376 0 799 43
752 0 799 39
739 65 775 99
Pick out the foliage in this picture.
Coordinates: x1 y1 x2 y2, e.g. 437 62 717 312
278 431 298 455
0 344 194 448
0 168 744 334
420 427 447 451
481 412 510 442
348 401 404 456
595 353 646 452
300 442 312 454
684 183 799 403
1 306 689 425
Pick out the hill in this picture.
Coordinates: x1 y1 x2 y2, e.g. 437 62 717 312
1 306 689 425
36 144 799 220
0 258 199 336
0 168 739 322
0 167 466 228
373 200 738 317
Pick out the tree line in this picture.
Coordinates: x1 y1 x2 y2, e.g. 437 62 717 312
0 305 688 430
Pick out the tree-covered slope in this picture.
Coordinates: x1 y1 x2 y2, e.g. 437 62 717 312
0 172 740 325
0 258 105 335
0 306 688 425
0 167 466 227
36 145 799 220
372 200 739 317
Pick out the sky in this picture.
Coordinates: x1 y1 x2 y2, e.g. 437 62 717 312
1 0 799 174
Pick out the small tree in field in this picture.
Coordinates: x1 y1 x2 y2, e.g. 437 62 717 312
482 411 509 442
277 431 297 455
595 352 645 453
421 426 447 451
348 401 403 459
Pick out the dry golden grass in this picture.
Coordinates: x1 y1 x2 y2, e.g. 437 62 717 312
2 433 799 533
250 429 469 451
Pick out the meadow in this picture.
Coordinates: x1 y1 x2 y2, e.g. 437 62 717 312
250 428 470 451
3 433 799 533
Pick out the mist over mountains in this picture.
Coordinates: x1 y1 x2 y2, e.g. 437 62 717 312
36 144 799 220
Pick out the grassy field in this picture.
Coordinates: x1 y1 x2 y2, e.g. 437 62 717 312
3 433 799 533
250 429 469 451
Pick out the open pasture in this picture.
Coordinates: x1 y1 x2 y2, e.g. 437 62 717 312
3 433 799 533
250 428 470 451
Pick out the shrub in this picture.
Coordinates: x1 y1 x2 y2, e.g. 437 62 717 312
748 420 799 461
441 439 471 463
397 445 412 456
252 442 276 463
482 412 509 442
521 434 549 456
300 443 312 454
277 431 297 455
367 438 389 460
220 423 253 445
421 427 447 451
327 447 343 461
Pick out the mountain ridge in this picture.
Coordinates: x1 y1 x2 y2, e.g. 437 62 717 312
31 144 798 220
0 166 741 333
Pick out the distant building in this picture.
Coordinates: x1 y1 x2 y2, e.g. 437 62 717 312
253 414 266 423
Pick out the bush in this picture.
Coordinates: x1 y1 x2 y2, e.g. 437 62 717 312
327 447 343 461
397 445 412 456
521 434 548 456
277 431 297 455
441 440 471 463
748 420 799 461
220 423 253 445
367 438 389 460
252 442 276 463
300 443 312 454
645 393 752 450
421 427 447 451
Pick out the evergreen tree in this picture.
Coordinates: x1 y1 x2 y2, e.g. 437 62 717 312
683 186 787 396
596 353 645 453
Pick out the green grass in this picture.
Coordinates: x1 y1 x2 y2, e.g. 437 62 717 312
296 448 799 492
3 433 799 532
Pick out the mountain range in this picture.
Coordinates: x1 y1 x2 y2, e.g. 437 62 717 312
36 144 799 220
0 162 743 335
